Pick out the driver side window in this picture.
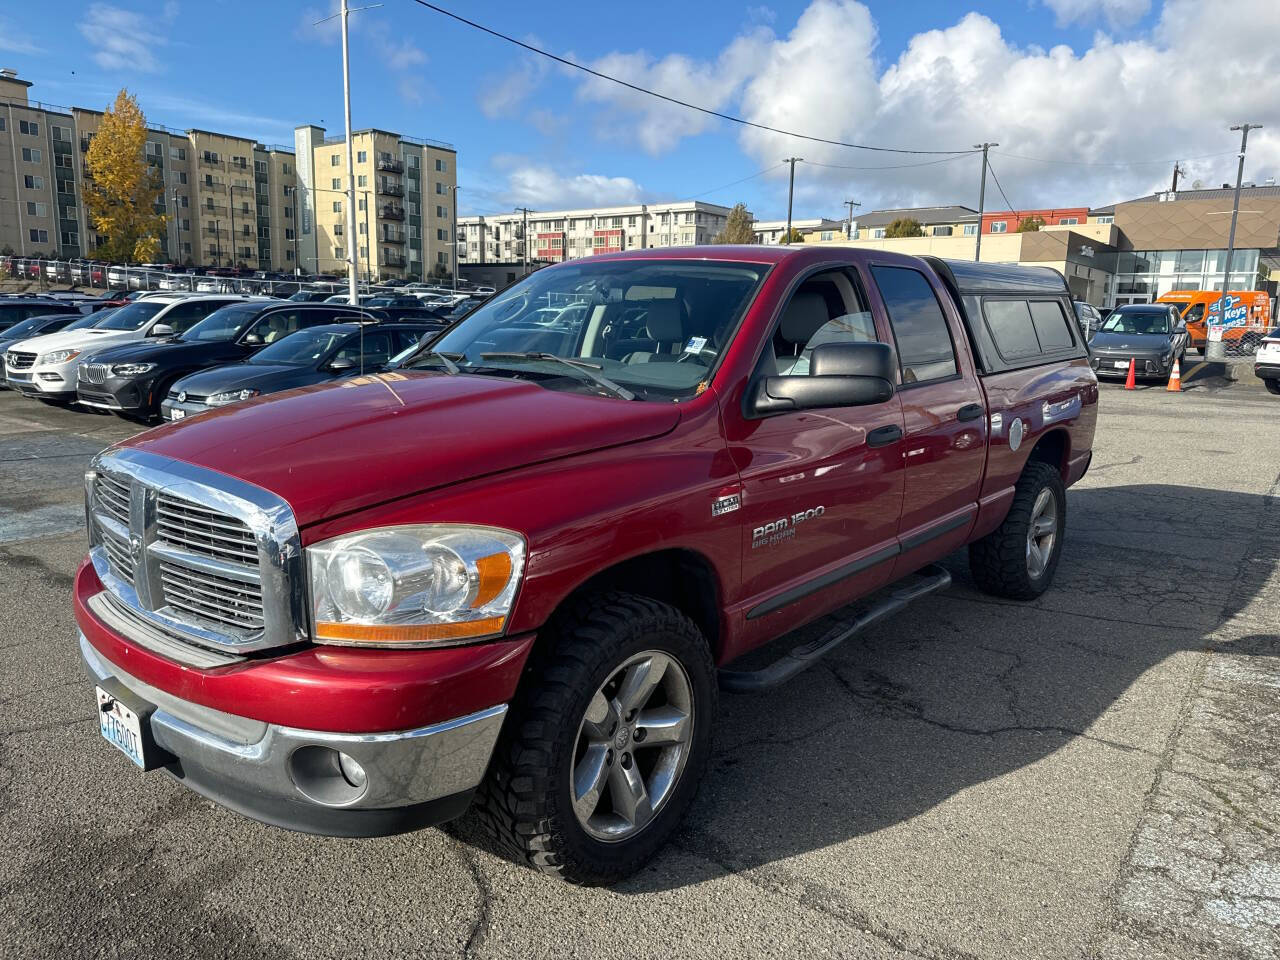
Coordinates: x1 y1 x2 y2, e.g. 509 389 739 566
770 269 877 376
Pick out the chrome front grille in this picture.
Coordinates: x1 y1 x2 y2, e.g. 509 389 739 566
6 351 36 370
85 449 305 658
79 362 109 385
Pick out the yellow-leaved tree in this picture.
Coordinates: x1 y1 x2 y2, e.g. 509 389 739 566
84 90 166 263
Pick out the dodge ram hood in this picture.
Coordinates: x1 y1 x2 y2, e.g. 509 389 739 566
124 371 682 525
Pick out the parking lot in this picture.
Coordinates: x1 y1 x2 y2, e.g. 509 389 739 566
0 376 1276 960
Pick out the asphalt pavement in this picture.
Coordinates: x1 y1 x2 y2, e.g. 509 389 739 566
0 376 1276 960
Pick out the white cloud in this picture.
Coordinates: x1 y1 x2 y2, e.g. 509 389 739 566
298 7 427 106
1042 0 1150 28
485 158 646 209
549 0 1280 213
78 3 176 73
0 19 43 54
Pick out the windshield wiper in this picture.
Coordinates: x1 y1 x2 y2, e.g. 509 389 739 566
479 352 636 401
405 350 464 374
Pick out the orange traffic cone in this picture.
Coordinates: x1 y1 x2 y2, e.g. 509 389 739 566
1124 358 1136 390
1166 358 1183 392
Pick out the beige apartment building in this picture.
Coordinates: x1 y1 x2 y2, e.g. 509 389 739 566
1 69 454 280
457 201 740 267
294 125 456 281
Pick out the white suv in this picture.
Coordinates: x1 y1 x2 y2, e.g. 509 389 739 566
4 294 260 400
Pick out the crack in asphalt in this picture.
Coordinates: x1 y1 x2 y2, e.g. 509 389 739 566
455 844 493 959
1 715 94 738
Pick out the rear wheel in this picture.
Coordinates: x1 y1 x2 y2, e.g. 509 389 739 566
969 461 1066 600
470 591 715 885
1265 379 1280 396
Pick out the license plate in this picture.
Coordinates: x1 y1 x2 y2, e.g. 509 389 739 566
168 408 185 421
96 686 147 768
1113 360 1130 369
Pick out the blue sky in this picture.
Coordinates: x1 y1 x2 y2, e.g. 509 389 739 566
4 1 1278 220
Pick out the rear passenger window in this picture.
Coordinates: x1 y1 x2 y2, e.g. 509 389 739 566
983 300 1041 360
871 266 957 384
1029 300 1075 350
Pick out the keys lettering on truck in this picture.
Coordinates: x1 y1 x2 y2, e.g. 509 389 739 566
752 506 825 549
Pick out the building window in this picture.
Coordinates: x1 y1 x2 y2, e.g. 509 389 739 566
54 153 73 168
146 141 161 157
0 117 5 131
358 222 367 235
285 228 295 240
330 155 340 166
51 125 69 142
437 228 448 241
25 202 47 217
170 146 186 160
435 157 447 172
61 230 78 246
21 147 42 163
962 224 977 236
203 150 220 164
19 119 39 136
331 177 341 190
1059 217 1079 225
23 175 44 189
357 174 368 187
282 162 291 174
357 197 366 211
332 201 342 213
333 223 344 235
872 228 886 239
357 150 367 163
335 247 345 259
932 226 953 237
435 182 444 194
181 219 190 231
1095 216 1113 224
991 221 1007 233
29 229 49 243
820 231 834 241
284 206 293 218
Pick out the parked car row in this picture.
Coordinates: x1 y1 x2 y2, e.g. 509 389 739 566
1 293 450 421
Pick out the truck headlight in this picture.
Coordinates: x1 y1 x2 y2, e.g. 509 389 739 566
110 362 156 377
40 349 80 365
206 388 259 406
307 525 525 647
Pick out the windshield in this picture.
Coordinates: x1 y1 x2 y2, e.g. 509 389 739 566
1101 311 1172 335
4 314 72 339
410 260 766 401
93 301 165 331
249 327 350 365
66 312 110 331
182 303 267 342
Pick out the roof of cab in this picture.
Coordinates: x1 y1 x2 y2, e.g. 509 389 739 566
924 257 1070 296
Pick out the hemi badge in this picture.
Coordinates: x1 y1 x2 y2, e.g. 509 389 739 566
712 492 741 517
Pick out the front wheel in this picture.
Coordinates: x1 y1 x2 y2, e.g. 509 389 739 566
969 460 1066 600
470 591 716 885
1265 378 1280 396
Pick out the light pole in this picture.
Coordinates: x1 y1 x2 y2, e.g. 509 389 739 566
1209 122 1262 362
450 185 459 290
361 189 372 283
973 142 998 262
515 206 532 277
229 183 238 269
339 0 360 304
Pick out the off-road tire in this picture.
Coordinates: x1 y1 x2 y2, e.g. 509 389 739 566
1265 378 1280 396
968 460 1066 600
469 591 716 885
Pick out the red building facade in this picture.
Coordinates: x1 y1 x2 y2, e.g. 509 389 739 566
981 208 1089 235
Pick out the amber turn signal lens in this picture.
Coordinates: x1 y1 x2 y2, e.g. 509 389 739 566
314 615 507 646
471 552 513 609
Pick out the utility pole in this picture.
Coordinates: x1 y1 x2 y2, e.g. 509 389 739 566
972 142 998 262
1171 161 1184 192
1211 122 1262 361
515 206 532 276
339 0 359 304
843 198 861 240
783 157 801 244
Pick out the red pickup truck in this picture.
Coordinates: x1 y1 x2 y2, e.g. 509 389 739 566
77 246 1097 884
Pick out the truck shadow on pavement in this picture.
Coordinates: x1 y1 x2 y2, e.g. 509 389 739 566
619 482 1279 893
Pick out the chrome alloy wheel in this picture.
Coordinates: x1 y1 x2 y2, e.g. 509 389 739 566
1026 487 1058 578
570 650 695 842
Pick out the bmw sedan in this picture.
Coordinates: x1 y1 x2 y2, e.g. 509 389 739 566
1088 304 1188 380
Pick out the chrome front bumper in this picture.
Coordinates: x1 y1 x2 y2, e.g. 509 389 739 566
80 634 507 836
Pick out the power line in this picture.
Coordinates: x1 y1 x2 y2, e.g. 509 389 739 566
992 149 1237 168
408 0 973 157
803 153 977 171
686 162 787 200
984 157 1018 215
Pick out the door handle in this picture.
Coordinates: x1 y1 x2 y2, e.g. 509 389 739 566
957 403 984 422
867 424 903 448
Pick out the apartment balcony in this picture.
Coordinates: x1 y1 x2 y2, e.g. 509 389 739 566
380 230 406 244
201 179 226 192
377 158 404 174
202 227 224 238
378 182 405 198
202 204 228 216
382 252 407 267
199 155 223 168
379 205 406 221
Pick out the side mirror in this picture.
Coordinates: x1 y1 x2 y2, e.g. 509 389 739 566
749 342 896 417
327 357 356 372
1174 323 1187 333
242 332 263 345
149 323 174 337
